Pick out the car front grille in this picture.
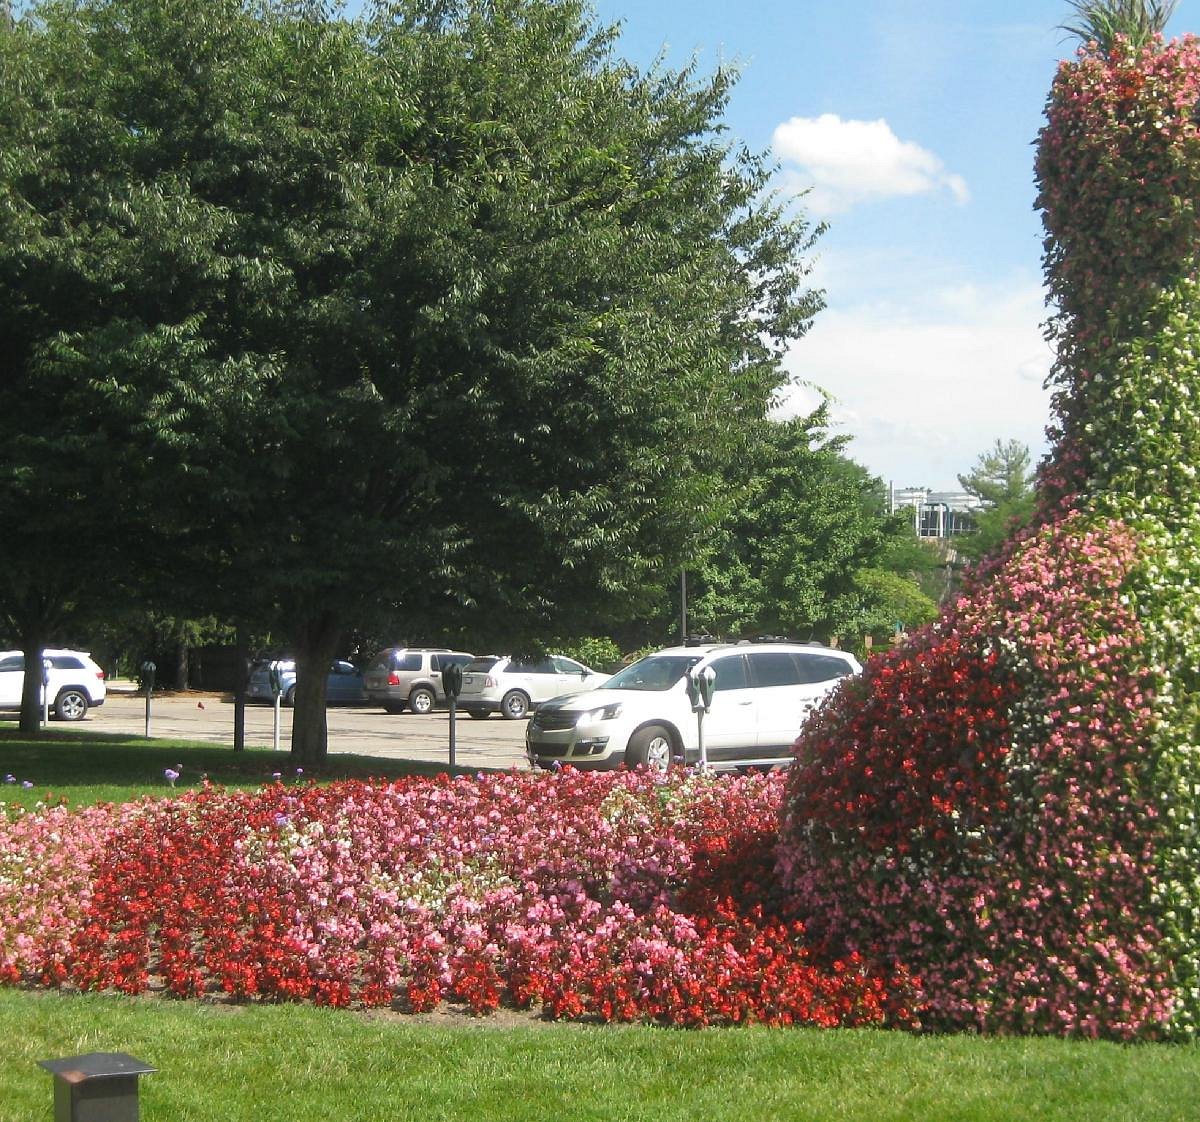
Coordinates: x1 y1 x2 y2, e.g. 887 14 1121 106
530 712 577 733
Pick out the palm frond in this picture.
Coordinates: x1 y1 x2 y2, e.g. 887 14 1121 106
1060 0 1178 52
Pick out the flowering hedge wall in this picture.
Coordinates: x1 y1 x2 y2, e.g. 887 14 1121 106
0 771 918 1028
777 33 1200 1040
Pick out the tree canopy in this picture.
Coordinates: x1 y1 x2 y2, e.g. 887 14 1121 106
954 439 1036 565
673 411 934 645
0 0 825 760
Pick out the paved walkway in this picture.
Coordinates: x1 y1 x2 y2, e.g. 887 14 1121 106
88 690 530 771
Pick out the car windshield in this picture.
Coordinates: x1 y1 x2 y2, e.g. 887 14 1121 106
600 654 703 692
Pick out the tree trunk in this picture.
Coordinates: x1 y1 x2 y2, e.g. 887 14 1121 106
233 629 247 752
290 610 342 767
19 633 48 734
175 642 189 691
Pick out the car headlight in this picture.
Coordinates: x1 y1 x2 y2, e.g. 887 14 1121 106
578 702 622 724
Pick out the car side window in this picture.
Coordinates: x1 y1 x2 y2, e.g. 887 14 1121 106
49 656 85 670
0 655 24 672
552 657 586 674
509 657 554 674
395 653 422 672
710 655 749 691
747 652 803 688
795 654 854 684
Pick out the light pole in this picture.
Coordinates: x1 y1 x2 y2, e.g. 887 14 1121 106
680 569 688 644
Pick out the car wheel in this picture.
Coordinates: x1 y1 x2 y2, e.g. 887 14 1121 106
500 690 530 720
383 702 406 715
409 687 435 715
466 709 491 720
625 725 675 772
283 685 297 708
54 689 89 722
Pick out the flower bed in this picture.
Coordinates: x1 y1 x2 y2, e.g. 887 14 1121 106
777 515 1173 1039
0 770 918 1028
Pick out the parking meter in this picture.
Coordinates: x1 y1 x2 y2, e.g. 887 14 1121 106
443 663 463 768
141 661 156 738
41 657 51 725
686 665 716 771
269 660 283 752
686 665 715 712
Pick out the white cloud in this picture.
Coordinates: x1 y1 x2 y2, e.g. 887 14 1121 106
779 276 1054 490
772 114 969 216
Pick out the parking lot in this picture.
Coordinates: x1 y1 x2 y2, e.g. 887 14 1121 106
89 689 531 770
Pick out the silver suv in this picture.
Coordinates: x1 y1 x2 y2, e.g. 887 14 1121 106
363 648 474 715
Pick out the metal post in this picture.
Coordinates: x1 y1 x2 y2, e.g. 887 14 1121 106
442 662 463 769
680 569 688 644
270 660 283 751
41 657 50 726
141 662 155 738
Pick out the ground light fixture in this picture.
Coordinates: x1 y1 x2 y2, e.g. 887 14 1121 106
38 1052 157 1122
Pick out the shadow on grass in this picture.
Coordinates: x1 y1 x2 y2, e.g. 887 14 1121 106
0 725 478 807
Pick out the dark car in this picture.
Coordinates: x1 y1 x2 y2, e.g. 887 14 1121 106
245 659 367 706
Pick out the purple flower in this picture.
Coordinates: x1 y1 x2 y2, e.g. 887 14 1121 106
163 768 180 787
21 780 33 790
3 774 14 784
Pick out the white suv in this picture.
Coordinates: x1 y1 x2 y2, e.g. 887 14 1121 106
0 648 108 721
526 642 860 771
458 654 608 720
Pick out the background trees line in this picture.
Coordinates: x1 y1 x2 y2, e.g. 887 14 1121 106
1 0 954 762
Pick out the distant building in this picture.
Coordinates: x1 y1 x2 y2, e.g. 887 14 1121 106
889 485 982 539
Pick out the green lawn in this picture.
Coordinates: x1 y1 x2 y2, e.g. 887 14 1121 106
3 727 1198 1120
0 726 458 808
5 989 1199 1122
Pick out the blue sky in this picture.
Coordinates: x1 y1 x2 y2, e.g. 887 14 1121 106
584 0 1189 488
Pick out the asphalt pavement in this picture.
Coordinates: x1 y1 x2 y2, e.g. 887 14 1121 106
87 689 531 770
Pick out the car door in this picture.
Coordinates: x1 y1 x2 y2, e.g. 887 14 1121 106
794 652 856 719
747 651 822 761
519 657 559 704
325 661 362 703
0 654 24 706
697 653 758 763
551 656 594 699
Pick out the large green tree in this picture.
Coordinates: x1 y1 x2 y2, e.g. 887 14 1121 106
1 0 824 762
